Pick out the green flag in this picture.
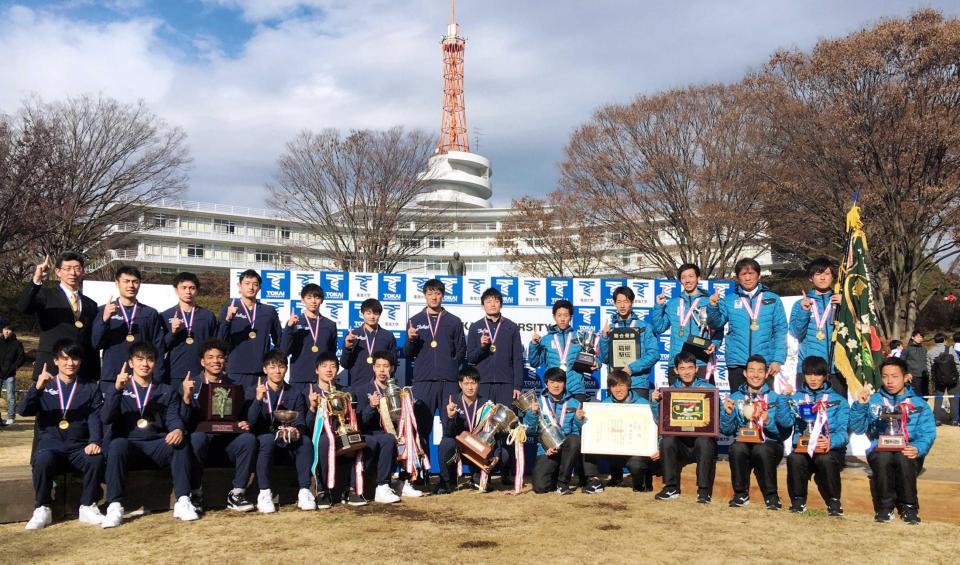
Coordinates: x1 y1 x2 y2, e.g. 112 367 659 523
832 203 882 393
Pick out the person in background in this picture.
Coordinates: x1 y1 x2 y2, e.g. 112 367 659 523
1 319 26 426
927 332 960 426
901 331 928 398
888 340 903 359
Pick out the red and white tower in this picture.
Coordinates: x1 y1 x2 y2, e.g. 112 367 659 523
418 0 492 209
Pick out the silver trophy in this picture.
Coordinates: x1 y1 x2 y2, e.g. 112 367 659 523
273 409 299 447
572 329 598 374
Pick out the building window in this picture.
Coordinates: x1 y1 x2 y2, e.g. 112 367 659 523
255 249 275 263
428 236 444 249
152 213 176 228
185 244 204 258
214 219 236 234
280 227 291 240
230 247 244 261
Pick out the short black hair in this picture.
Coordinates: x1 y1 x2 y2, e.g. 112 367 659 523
459 366 481 382
880 356 908 375
262 349 288 367
806 257 836 278
889 339 902 350
422 278 445 294
612 286 634 303
544 367 567 383
911 330 923 338
0 318 12 330
56 251 85 269
371 350 396 368
173 272 200 289
552 299 573 316
361 298 383 314
801 355 829 377
673 351 698 368
128 341 158 361
480 287 503 304
301 283 324 300
115 265 142 281
953 332 960 344
934 332 946 344
607 369 631 389
745 354 767 369
313 351 339 370
238 269 261 284
52 339 84 360
198 338 229 358
677 263 700 279
734 258 761 276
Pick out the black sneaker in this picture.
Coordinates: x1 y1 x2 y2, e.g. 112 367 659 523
226 490 254 512
826 498 843 517
654 487 680 501
583 478 604 495
556 483 572 496
729 493 750 507
901 505 921 525
190 491 205 513
789 497 807 513
765 495 782 511
697 492 712 504
346 489 368 507
874 510 894 523
316 491 333 510
607 476 623 488
501 474 514 487
433 482 452 495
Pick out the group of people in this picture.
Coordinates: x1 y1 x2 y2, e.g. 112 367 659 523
8 252 939 531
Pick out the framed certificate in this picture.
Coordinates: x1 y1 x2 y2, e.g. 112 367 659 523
608 328 642 370
658 387 719 437
580 402 658 457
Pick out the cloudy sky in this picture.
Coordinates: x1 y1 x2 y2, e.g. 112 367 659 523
3 0 958 208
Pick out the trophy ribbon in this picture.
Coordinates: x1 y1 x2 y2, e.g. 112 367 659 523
806 394 831 457
55 377 78 423
506 424 528 494
320 406 338 489
552 331 573 371
739 294 762 330
809 296 832 341
883 397 913 444
752 395 768 441
397 392 430 476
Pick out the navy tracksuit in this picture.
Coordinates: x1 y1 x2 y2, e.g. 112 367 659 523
404 308 466 463
92 302 166 389
280 313 338 395
102 380 191 504
179 374 256 492
18 378 104 507
218 300 282 388
308 387 367 492
466 316 525 406
162 305 218 386
351 380 400 487
247 382 312 490
342 326 397 387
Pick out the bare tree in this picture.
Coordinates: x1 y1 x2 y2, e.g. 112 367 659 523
268 127 444 272
751 9 960 338
493 190 605 277
560 83 769 279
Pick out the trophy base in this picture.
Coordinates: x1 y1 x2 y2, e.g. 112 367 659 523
876 435 906 452
336 432 366 455
195 420 242 433
682 335 712 363
797 434 829 454
455 432 494 470
736 428 762 443
572 353 596 375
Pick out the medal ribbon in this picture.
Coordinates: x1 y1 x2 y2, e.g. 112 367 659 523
426 310 443 344
363 327 377 359
304 313 320 348
238 299 257 331
553 331 572 368
541 395 568 429
678 297 701 333
55 378 78 421
739 294 762 326
178 304 195 337
483 317 502 349
809 295 832 337
118 300 139 335
131 381 153 418
265 386 284 417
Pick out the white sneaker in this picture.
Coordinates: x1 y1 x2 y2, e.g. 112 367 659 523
257 489 276 513
374 484 400 504
173 495 199 522
400 480 423 498
4 419 14 426
101 502 123 529
25 506 52 530
78 504 104 525
297 488 317 511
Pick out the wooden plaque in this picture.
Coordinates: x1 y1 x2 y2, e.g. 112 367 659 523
657 387 719 437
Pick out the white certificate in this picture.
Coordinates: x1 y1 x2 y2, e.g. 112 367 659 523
580 402 658 457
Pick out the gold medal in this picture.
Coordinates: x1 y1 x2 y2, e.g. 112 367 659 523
185 336 194 345
489 344 497 353
430 340 438 348
366 356 374 364
125 334 135 342
74 320 84 329
750 322 759 331
816 330 826 340
248 331 257 340
136 418 149 429
311 345 319 353
58 419 70 430
679 328 685 337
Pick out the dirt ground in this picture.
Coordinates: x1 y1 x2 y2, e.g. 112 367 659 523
1 425 958 564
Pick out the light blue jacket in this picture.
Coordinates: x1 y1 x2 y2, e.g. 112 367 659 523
788 382 848 450
719 382 793 442
597 311 660 390
651 289 720 367
527 324 586 395
788 289 836 374
849 386 936 457
522 392 582 457
706 283 787 367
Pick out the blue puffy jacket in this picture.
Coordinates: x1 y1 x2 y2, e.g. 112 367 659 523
788 290 836 374
522 392 582 457
706 283 787 367
650 289 720 367
788 382 848 450
849 386 936 457
527 324 586 395
719 383 793 442
597 312 660 390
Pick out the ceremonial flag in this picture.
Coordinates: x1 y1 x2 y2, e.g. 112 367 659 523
832 202 882 392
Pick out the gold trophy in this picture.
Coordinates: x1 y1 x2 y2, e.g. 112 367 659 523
324 382 366 455
455 402 519 471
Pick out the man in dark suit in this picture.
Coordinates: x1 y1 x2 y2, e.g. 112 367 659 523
19 253 100 382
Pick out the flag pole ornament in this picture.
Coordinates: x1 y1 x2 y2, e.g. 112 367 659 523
832 202 882 394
